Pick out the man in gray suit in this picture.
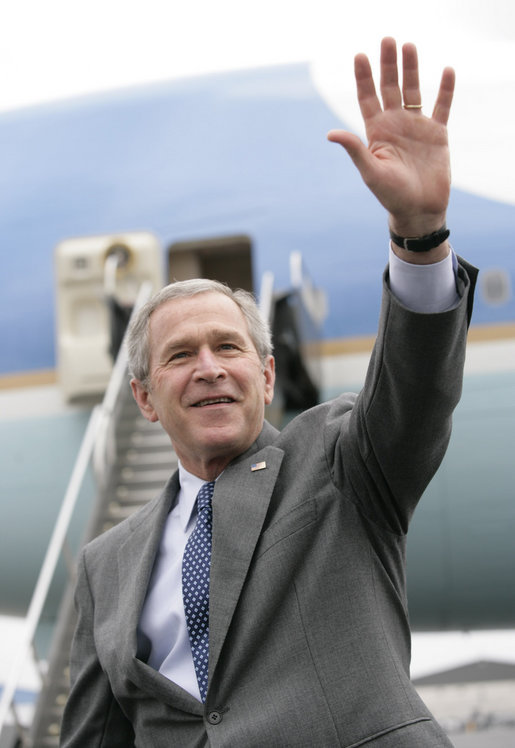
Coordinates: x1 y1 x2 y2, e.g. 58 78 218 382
61 38 476 746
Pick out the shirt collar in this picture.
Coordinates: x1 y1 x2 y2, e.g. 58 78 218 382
177 461 211 532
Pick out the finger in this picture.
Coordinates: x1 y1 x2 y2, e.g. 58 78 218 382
354 52 382 121
402 42 422 112
432 66 455 125
380 36 402 110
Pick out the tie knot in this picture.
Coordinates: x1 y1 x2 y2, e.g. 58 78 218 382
197 481 215 512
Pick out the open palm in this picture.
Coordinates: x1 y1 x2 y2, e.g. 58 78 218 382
329 37 455 238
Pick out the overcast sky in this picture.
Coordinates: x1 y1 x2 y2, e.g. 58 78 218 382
0 0 513 109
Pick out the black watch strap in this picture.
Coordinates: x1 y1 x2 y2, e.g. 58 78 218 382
389 224 450 252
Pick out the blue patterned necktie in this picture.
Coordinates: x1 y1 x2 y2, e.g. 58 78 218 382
182 481 215 702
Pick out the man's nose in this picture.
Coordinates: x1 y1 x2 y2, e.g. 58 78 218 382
194 348 226 382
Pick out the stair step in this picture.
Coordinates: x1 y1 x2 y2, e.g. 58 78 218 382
118 467 173 483
124 448 176 464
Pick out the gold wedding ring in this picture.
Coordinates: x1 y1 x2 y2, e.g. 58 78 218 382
403 103 423 110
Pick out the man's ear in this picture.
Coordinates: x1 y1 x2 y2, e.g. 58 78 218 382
131 379 159 423
263 355 275 406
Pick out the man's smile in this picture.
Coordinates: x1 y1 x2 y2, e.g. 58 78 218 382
192 396 235 408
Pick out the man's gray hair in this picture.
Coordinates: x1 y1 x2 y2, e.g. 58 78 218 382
126 278 273 387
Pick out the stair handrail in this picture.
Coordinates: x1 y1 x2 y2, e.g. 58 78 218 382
0 405 102 738
289 251 328 327
258 270 275 325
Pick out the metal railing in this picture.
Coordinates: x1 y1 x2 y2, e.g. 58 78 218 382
0 406 102 741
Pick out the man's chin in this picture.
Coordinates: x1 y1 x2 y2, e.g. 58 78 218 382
197 427 255 461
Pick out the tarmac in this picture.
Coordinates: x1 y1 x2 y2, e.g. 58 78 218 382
451 726 515 747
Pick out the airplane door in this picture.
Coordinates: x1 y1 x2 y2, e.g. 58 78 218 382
168 234 253 291
55 231 163 401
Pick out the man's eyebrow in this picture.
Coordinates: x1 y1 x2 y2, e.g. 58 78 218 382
208 328 249 345
159 328 249 354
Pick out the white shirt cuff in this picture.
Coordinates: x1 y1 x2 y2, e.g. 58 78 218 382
388 245 460 313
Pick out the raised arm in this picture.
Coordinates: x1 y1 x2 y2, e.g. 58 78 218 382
328 36 455 266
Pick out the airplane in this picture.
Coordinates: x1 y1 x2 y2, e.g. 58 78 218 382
0 36 514 746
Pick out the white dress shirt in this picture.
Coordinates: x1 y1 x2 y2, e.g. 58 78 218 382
137 246 460 701
138 464 211 701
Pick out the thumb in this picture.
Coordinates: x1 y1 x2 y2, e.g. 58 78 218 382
327 129 374 180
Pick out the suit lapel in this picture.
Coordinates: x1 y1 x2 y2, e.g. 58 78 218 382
116 472 178 660
208 426 284 681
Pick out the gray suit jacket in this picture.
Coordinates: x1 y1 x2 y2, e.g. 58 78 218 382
61 262 476 747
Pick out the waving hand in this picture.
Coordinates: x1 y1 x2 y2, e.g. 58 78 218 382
328 37 455 261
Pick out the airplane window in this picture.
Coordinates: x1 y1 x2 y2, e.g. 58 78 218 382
480 268 512 306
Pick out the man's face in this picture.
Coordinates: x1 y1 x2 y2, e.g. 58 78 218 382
131 292 275 479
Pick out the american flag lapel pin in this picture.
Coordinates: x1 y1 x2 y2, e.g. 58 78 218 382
251 461 267 472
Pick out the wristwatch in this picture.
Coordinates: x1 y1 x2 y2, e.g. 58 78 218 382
389 224 450 252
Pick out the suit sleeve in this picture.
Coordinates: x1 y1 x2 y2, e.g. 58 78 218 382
60 550 136 748
329 257 478 535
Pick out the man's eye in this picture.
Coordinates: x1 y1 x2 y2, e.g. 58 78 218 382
220 343 237 351
170 351 189 361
